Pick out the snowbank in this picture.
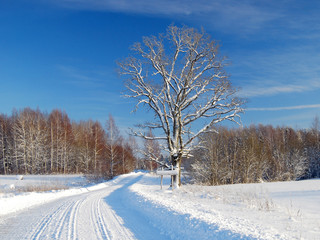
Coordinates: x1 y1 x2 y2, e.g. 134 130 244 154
130 174 320 240
0 175 109 217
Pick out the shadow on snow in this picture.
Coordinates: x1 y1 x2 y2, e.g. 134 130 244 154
104 174 256 240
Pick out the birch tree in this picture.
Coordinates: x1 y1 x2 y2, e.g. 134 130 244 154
119 25 244 187
308 116 320 178
73 121 94 173
105 114 121 178
0 114 11 174
143 128 161 171
13 109 30 174
91 121 106 174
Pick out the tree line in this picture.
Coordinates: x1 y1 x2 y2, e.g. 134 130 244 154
189 119 320 185
0 108 136 178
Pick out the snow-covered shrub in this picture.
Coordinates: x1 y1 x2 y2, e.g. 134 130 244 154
16 175 24 180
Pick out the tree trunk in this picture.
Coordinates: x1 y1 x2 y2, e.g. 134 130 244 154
171 154 181 188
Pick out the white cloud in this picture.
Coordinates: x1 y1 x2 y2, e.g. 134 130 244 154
231 43 320 98
57 65 111 88
41 0 320 37
50 0 209 15
47 0 282 33
240 83 318 97
248 104 320 111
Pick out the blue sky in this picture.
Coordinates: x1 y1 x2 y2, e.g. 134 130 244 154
1 0 320 131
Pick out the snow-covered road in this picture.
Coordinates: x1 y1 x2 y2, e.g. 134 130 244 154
0 174 224 240
1 173 319 240
0 172 252 240
0 175 139 239
1 173 226 240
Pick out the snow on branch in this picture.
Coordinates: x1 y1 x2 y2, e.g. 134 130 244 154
118 25 245 181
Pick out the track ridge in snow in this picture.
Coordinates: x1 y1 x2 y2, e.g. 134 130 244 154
29 201 70 240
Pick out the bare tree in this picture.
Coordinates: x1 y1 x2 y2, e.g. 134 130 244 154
0 114 11 174
128 136 140 170
49 110 73 173
143 128 161 171
119 25 244 187
122 140 136 173
91 121 106 174
13 109 31 174
105 114 121 178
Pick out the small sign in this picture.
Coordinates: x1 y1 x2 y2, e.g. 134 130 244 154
156 166 178 190
156 169 178 175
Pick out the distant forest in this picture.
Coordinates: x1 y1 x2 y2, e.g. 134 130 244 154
1 107 319 185
189 121 320 185
0 108 136 178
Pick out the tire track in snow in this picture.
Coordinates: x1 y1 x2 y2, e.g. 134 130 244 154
0 173 161 240
21 195 87 239
53 200 77 239
90 195 111 240
67 198 84 240
52 197 87 240
96 198 112 240
29 201 71 240
88 182 135 240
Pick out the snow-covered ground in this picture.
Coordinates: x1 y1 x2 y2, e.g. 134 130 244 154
0 174 88 193
0 174 104 217
0 172 319 239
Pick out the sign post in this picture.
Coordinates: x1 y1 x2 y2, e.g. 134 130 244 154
156 166 179 190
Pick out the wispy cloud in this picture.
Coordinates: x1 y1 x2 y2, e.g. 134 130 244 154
57 65 112 88
49 1 319 99
47 0 282 33
49 0 262 16
248 104 320 111
43 0 320 37
232 43 320 97
240 81 320 97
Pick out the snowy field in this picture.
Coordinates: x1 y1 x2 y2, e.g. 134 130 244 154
0 174 88 193
0 172 319 239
